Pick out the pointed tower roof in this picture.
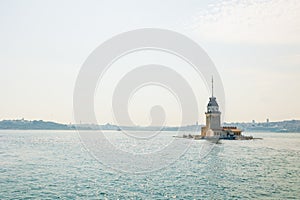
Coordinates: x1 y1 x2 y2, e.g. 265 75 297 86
208 97 219 107
212 76 214 97
207 76 219 108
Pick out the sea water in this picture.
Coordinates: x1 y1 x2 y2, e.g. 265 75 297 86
0 130 299 199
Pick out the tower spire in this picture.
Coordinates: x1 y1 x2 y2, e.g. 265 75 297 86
212 76 214 97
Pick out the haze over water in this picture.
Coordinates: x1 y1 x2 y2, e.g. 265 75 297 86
1 1 300 199
1 131 299 199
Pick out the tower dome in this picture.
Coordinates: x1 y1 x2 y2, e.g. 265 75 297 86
208 97 219 107
206 77 220 113
207 96 220 113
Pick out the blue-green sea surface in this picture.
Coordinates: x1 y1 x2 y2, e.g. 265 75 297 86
0 130 299 199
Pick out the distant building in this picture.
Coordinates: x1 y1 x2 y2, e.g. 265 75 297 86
201 77 242 138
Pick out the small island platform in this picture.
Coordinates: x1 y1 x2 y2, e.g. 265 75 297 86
174 134 262 140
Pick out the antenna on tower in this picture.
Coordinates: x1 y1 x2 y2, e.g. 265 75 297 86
212 76 214 97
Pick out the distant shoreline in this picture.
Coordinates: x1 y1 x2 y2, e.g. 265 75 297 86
0 119 299 133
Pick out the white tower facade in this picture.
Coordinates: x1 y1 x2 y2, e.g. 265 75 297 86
201 77 223 136
205 96 221 130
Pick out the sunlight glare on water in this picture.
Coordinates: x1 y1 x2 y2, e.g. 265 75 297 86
0 131 299 199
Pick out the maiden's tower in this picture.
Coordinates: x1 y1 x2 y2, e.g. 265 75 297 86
201 78 243 139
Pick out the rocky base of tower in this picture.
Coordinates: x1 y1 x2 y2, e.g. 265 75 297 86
179 134 259 140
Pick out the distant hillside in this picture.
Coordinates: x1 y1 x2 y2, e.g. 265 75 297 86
0 119 201 131
223 120 300 133
0 119 71 130
0 119 299 132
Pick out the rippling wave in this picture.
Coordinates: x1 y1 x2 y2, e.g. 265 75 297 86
0 131 299 199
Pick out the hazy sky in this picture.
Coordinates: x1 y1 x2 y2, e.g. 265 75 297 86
0 0 299 125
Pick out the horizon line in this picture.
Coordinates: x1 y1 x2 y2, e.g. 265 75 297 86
0 118 299 127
